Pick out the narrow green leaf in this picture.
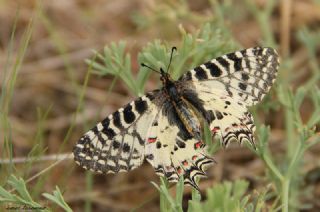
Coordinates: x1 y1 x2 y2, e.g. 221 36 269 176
42 186 72 212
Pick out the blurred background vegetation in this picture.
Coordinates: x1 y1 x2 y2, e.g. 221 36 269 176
0 0 320 211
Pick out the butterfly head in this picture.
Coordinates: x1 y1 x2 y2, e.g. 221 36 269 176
160 68 171 83
141 46 177 85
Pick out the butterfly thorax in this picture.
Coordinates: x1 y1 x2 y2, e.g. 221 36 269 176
161 71 202 140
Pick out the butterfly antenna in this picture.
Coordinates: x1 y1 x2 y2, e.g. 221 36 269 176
166 46 177 73
141 63 161 74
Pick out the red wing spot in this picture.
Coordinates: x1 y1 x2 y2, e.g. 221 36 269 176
148 137 157 143
192 155 198 160
182 160 188 166
194 141 203 149
177 167 182 174
211 127 220 133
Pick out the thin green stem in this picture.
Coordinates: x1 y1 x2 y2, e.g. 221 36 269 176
262 154 284 181
281 178 290 212
59 54 95 152
286 139 303 179
285 107 296 159
85 172 93 212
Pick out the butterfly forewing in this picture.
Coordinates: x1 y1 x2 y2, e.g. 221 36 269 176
73 92 160 173
180 47 279 106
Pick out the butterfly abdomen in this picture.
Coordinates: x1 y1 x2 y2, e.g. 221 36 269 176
174 99 201 141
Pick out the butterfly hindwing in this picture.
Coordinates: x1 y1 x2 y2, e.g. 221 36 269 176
184 85 255 146
145 106 215 190
73 92 159 173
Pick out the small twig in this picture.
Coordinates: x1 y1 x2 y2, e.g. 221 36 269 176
21 47 93 74
0 153 73 164
24 154 72 185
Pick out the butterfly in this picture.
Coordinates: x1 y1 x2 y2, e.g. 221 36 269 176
73 47 279 190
